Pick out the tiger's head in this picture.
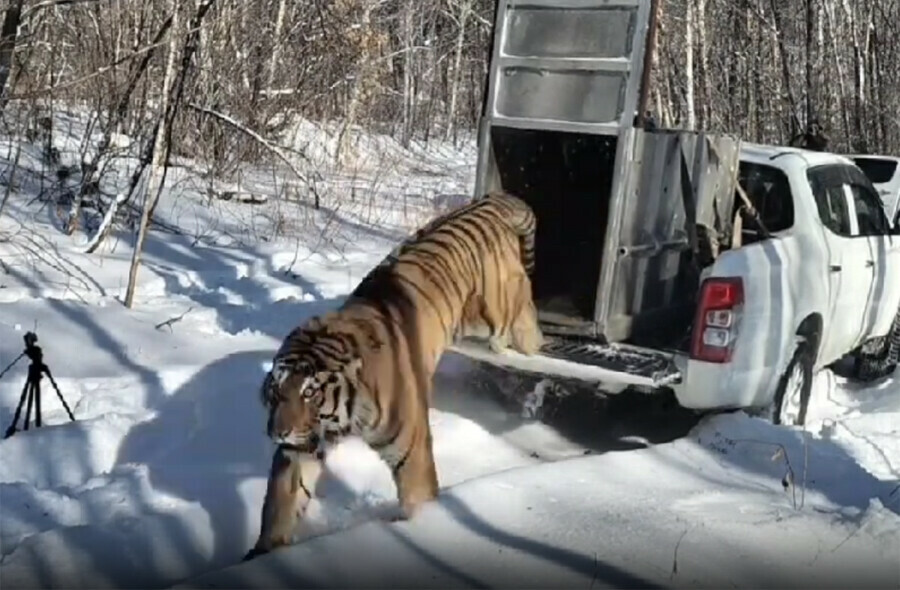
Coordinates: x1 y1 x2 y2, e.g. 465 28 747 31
260 354 363 455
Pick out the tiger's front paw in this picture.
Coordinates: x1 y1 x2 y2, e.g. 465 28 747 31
242 536 291 561
242 546 269 561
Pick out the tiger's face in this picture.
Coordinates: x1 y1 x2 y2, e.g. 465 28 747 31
260 357 360 455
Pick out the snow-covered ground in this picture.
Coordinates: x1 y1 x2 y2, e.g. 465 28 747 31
0 113 898 589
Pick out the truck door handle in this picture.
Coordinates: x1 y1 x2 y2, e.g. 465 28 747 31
865 260 874 268
830 264 842 273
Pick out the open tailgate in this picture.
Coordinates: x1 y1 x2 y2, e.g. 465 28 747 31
450 336 682 390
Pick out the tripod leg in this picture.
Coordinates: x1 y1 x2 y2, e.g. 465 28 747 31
0 352 26 381
43 366 76 422
34 378 42 428
3 379 30 439
23 380 35 432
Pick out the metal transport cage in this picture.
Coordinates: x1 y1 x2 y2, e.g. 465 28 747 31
452 0 741 390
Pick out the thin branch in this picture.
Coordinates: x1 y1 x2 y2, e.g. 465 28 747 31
7 39 169 100
155 306 194 331
670 528 689 578
186 102 317 190
22 0 101 21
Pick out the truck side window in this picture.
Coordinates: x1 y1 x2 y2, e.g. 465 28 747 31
737 162 794 242
808 167 854 237
849 184 891 236
822 186 853 236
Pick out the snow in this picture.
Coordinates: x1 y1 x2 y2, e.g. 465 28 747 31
1 112 898 589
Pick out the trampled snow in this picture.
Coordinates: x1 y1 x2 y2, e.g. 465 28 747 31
0 113 897 589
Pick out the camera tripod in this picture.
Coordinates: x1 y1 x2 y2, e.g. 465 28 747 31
1 331 75 439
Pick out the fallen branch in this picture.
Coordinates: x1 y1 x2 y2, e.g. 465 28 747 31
186 102 318 199
212 190 268 204
154 306 193 332
81 192 128 253
83 118 160 254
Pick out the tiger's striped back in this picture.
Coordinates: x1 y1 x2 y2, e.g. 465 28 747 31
382 191 537 276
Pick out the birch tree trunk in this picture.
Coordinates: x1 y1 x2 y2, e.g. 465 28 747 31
754 3 765 140
266 0 288 94
824 0 851 141
124 0 181 309
840 0 864 149
805 0 814 124
769 0 801 138
0 0 23 112
859 3 873 150
400 0 414 146
684 0 695 129
696 0 708 129
871 17 887 146
335 0 378 166
445 0 470 143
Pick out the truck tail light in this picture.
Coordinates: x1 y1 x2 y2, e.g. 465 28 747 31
690 277 744 363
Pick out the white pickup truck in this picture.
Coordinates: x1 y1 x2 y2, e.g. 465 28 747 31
451 0 900 426
672 143 900 424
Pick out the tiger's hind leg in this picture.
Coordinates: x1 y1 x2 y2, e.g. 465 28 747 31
476 318 511 355
478 282 514 354
457 294 510 353
456 295 493 343
509 274 544 356
244 446 323 560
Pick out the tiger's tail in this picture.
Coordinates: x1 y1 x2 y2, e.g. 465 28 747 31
485 191 537 277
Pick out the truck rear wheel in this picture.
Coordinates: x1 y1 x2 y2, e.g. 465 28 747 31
851 308 900 382
770 341 814 427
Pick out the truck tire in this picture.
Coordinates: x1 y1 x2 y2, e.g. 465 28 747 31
851 308 900 382
770 340 814 427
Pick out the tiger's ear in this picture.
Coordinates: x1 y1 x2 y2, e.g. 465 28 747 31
271 364 290 387
271 359 311 388
259 370 276 406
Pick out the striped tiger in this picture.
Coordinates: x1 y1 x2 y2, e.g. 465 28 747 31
244 191 544 560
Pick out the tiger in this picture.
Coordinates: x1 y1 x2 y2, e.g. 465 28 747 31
243 190 544 560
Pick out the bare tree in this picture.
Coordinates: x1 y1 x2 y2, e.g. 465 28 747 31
124 0 181 309
0 0 23 111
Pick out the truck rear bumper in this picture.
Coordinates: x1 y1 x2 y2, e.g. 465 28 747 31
449 336 683 391
669 355 777 411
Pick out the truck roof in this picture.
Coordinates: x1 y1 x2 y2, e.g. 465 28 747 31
739 142 854 169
